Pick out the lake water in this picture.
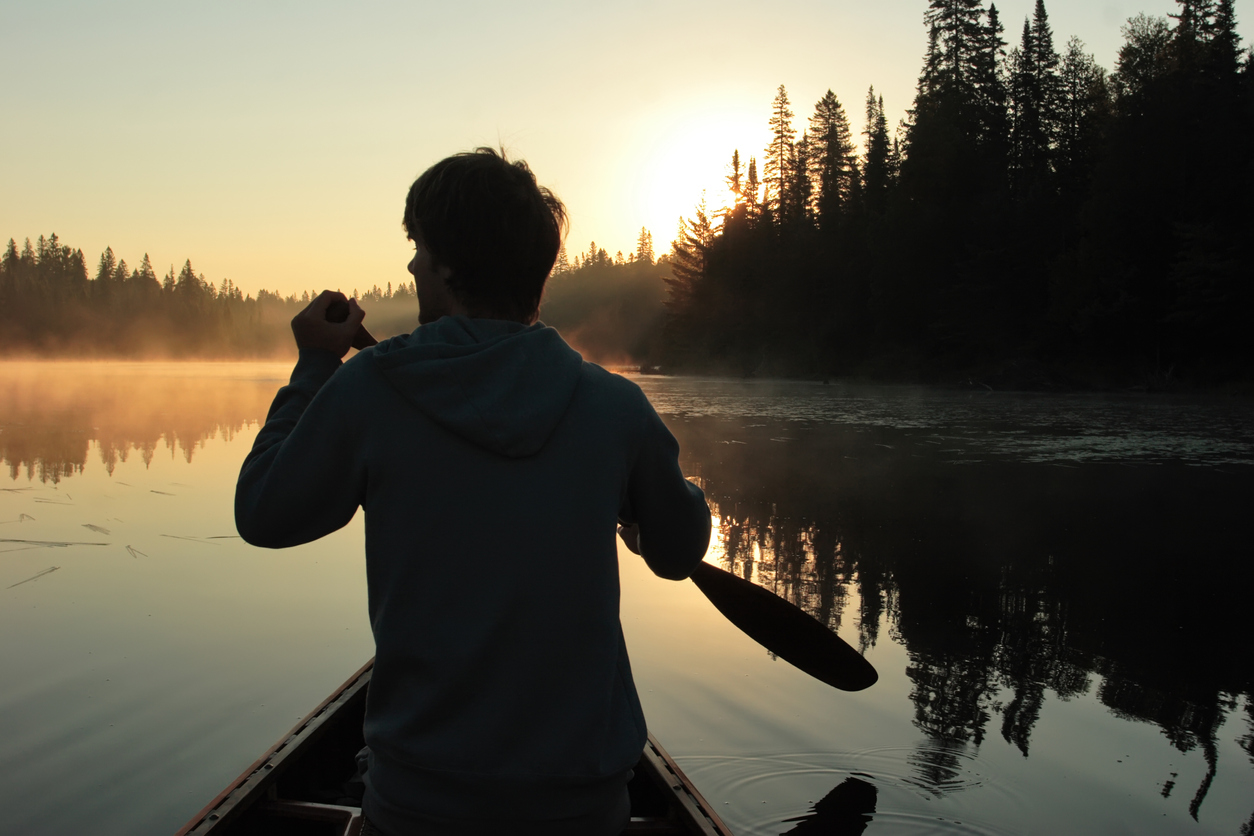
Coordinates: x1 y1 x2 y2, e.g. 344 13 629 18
1 361 1252 835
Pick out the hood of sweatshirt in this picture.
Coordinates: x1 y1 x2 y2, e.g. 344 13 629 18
371 316 584 458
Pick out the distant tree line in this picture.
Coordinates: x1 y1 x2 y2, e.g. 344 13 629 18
658 0 1253 388
538 230 671 365
0 230 669 361
0 235 425 356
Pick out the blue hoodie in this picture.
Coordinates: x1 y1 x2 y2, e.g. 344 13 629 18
235 317 710 834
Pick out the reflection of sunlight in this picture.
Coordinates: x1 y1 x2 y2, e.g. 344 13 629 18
703 511 726 566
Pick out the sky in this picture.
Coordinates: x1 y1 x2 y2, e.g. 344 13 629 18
3 0 1248 298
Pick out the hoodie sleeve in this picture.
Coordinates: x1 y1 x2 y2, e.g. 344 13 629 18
235 348 368 548
623 396 711 580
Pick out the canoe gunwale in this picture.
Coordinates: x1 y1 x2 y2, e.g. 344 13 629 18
176 658 733 835
638 737 732 836
175 658 374 836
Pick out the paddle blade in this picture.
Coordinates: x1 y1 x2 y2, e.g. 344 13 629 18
689 561 878 692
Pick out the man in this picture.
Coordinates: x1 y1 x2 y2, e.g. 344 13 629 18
235 148 711 835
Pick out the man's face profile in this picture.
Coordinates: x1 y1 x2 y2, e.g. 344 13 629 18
409 234 458 325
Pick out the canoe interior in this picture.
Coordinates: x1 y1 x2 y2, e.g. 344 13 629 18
178 661 732 836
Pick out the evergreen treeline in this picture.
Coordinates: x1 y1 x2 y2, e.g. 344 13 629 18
539 230 671 365
658 0 1253 387
0 234 424 356
0 230 669 362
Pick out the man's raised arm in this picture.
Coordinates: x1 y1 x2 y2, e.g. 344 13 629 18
235 291 373 548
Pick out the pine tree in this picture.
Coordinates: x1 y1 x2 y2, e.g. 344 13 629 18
808 90 857 230
1207 0 1241 76
95 247 117 284
973 4 1010 158
666 196 715 311
93 246 119 304
110 259 129 308
635 227 654 264
130 254 160 298
1031 0 1062 135
1 239 17 278
0 239 18 303
921 0 989 103
863 88 893 215
743 156 761 222
1008 2 1062 190
764 85 796 221
1171 0 1217 61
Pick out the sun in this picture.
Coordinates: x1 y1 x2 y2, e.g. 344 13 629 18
618 102 768 253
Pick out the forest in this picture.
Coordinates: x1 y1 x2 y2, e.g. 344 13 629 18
659 0 1253 388
0 232 667 363
2 0 1250 387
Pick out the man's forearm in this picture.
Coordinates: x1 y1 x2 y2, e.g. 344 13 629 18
235 349 361 548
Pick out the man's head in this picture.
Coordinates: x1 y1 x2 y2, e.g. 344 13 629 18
403 148 567 324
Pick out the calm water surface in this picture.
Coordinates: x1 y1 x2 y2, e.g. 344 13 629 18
1 362 1251 835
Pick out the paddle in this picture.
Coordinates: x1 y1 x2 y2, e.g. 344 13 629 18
688 560 878 692
326 297 874 691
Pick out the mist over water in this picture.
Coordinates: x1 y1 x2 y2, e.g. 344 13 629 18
1 363 1252 835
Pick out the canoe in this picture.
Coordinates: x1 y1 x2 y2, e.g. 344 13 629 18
176 659 733 835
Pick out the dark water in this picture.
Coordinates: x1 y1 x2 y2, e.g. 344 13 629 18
1 364 1251 835
632 377 1254 835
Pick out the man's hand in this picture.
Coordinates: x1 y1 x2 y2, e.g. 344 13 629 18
291 290 378 358
617 522 641 555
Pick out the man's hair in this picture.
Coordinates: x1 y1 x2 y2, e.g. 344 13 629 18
403 148 567 323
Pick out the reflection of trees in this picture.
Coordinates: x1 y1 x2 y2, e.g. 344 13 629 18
1243 698 1254 766
1100 673 1234 820
672 416 1254 804
0 364 278 483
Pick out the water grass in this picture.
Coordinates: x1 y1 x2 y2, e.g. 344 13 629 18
159 534 219 545
0 539 109 548
6 566 60 589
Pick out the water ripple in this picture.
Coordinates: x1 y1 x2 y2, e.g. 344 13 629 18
680 746 1033 836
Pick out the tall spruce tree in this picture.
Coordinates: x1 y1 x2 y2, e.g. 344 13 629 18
1207 0 1241 75
94 247 117 284
764 85 796 222
920 0 989 106
863 88 893 215
808 90 858 231
666 197 715 309
94 246 119 304
1008 1 1062 191
635 227 654 264
973 4 1010 162
743 156 761 224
